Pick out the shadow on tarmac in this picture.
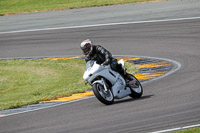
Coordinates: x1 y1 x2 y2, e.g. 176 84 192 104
114 94 154 105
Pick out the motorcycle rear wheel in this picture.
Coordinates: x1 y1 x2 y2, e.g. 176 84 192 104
92 83 114 105
127 74 143 98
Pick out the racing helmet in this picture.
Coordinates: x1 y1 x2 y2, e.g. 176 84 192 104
80 39 93 55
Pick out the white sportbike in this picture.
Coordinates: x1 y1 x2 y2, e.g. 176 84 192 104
83 59 143 105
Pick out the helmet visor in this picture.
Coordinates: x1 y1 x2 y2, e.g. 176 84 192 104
83 47 90 55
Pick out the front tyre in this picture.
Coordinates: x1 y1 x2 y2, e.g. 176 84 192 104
92 83 114 105
127 74 143 98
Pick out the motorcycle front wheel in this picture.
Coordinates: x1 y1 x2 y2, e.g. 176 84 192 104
92 83 114 105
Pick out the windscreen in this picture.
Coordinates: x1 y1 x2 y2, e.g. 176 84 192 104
85 60 95 70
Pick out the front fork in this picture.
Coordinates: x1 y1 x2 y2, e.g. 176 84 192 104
92 78 108 92
102 78 108 92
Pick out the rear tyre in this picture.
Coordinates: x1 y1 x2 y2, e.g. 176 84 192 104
92 83 114 105
127 74 143 98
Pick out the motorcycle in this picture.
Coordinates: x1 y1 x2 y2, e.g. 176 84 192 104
83 59 143 105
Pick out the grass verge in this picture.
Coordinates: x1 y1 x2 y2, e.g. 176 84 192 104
173 127 200 133
0 0 160 16
0 58 138 110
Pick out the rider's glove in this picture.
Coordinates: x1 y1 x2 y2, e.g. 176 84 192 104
101 59 110 66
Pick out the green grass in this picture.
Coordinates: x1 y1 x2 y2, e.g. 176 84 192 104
0 59 138 110
125 62 138 74
0 59 88 110
173 127 200 133
0 0 159 16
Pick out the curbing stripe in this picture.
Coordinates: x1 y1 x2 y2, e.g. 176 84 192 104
137 61 171 69
115 57 141 62
43 56 82 60
135 72 167 80
41 91 94 103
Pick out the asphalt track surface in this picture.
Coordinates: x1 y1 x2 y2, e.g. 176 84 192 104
0 0 200 133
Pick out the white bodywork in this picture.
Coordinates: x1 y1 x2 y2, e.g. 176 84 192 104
83 60 131 99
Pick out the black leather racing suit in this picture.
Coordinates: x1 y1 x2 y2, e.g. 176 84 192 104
85 45 125 76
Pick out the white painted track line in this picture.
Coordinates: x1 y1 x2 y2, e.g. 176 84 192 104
0 16 200 35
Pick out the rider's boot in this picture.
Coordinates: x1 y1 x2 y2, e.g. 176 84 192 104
115 63 132 81
118 67 139 88
119 67 132 81
124 71 132 81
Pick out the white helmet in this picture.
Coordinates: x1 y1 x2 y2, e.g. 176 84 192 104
80 39 93 55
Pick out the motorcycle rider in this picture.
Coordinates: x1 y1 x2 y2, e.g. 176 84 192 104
80 39 132 81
